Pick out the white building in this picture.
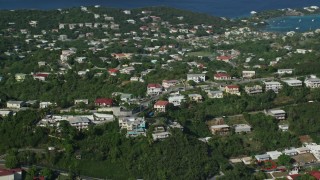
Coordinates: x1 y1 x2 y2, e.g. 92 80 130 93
282 79 302 87
162 80 179 89
242 71 255 78
74 99 89 105
306 143 320 160
305 75 320 88
266 151 282 160
187 74 206 83
277 69 293 75
6 101 24 109
207 90 224 99
234 124 251 133
40 102 54 109
264 81 282 93
279 124 289 132
168 95 185 106
188 94 203 102
68 116 91 130
147 84 163 96
152 131 171 141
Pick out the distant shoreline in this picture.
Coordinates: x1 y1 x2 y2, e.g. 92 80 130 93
1 0 320 18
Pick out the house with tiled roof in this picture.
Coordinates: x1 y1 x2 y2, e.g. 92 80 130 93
95 98 113 107
154 100 169 113
214 73 231 81
147 84 163 96
225 85 241 96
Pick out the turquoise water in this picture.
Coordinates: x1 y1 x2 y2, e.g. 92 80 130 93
265 14 320 32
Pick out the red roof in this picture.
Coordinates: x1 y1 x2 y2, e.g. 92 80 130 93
34 73 49 77
154 100 169 106
147 83 162 88
108 68 119 73
310 171 320 180
95 98 113 105
214 73 230 78
287 174 300 180
0 168 22 177
226 85 239 89
162 80 178 83
217 56 232 60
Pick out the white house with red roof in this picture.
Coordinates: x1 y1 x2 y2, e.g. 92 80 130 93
33 73 50 81
154 100 169 112
95 98 113 107
225 85 241 96
147 84 163 96
0 168 22 180
216 56 232 62
108 68 119 76
162 80 179 89
214 73 231 81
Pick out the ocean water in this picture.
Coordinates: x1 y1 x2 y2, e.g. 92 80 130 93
265 14 320 33
1 0 320 18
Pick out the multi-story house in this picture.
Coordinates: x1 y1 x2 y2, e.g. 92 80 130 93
245 85 263 95
264 81 282 93
214 73 231 80
168 95 185 106
162 80 179 89
119 117 146 137
154 100 169 112
147 84 163 96
242 71 256 78
305 75 320 88
187 74 206 83
225 85 241 96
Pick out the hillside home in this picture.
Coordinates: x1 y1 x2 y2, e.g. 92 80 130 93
264 81 282 93
188 94 203 102
245 85 263 95
0 168 22 180
265 109 286 120
95 98 113 107
147 84 163 96
214 73 231 80
162 80 179 89
242 71 256 78
234 124 251 133
108 68 119 76
33 73 49 81
282 79 302 87
207 90 224 99
266 151 282 160
255 154 270 162
7 101 25 109
119 117 146 137
154 100 169 113
210 125 230 135
15 73 26 82
225 85 241 96
305 75 320 88
187 74 206 83
40 102 54 108
168 95 185 106
283 148 298 156
68 117 91 130
74 99 89 105
277 69 293 75
279 124 289 132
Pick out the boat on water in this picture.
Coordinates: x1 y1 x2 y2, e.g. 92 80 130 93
312 19 315 22
250 11 257 15
296 27 300 30
299 19 301 23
